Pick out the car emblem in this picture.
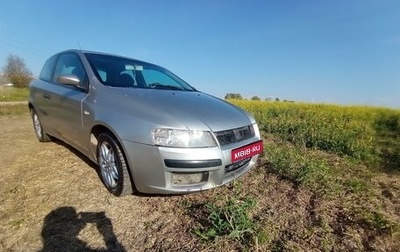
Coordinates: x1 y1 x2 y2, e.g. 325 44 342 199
233 129 242 141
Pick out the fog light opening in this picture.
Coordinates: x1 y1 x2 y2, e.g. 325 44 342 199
171 172 209 185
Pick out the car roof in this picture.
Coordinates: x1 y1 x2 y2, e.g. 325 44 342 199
55 49 150 64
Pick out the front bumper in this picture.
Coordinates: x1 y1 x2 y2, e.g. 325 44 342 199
122 136 262 194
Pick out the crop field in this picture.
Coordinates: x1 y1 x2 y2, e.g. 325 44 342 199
0 102 399 251
231 100 400 171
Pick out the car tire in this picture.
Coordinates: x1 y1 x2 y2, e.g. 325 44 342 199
31 108 51 142
97 133 133 197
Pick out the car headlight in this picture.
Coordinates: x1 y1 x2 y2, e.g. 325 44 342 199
152 129 217 148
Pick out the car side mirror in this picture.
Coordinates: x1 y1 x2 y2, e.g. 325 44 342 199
57 74 81 86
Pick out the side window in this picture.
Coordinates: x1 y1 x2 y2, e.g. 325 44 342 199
39 55 57 82
53 53 88 87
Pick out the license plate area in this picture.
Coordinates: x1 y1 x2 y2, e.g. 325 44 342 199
225 157 251 173
231 140 263 163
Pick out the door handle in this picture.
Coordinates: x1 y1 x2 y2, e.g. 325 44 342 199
43 93 50 100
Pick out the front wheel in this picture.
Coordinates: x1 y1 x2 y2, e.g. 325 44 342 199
97 133 133 197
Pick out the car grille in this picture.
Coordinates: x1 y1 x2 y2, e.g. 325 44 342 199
215 125 254 146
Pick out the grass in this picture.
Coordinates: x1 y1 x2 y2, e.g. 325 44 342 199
213 100 400 250
230 100 400 171
0 87 29 115
263 136 400 240
0 87 29 102
0 104 29 116
194 184 257 243
0 99 399 251
263 135 342 196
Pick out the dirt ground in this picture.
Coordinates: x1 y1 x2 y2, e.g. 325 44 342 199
0 114 399 251
0 114 198 251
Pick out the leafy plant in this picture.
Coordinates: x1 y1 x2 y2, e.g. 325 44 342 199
195 195 257 242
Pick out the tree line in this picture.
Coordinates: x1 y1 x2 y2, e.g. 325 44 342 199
224 93 289 102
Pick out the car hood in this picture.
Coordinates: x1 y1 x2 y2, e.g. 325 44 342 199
113 89 254 132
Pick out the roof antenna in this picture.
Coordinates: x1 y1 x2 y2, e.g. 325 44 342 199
77 41 82 50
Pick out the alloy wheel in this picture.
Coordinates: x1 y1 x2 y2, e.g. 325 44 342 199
99 141 119 189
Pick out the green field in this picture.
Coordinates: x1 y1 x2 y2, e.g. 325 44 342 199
224 100 400 249
231 100 400 171
0 87 29 101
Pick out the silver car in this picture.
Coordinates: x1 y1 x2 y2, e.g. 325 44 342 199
29 50 263 196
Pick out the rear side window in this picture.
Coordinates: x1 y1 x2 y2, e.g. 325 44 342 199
39 55 57 82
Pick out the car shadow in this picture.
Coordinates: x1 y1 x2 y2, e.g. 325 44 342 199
51 138 196 198
52 138 97 170
39 206 126 252
51 138 150 197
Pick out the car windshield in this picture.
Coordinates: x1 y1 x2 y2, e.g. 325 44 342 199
84 53 196 91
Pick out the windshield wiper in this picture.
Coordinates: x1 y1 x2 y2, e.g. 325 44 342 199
148 83 184 90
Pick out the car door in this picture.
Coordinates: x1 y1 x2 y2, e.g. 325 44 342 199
30 55 60 134
46 53 89 152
